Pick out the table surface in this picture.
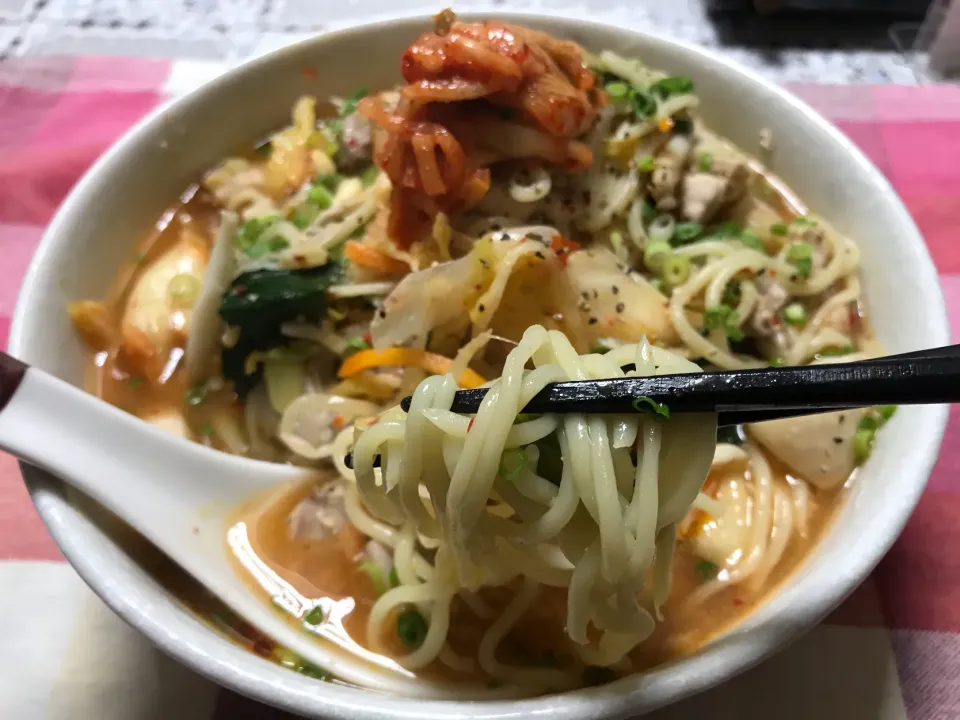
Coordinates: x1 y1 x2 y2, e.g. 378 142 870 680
0 0 930 82
2 3 960 719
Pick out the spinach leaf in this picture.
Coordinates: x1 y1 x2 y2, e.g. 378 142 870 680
219 262 345 396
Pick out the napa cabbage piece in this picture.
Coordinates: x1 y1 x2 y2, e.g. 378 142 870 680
564 248 676 346
370 233 590 355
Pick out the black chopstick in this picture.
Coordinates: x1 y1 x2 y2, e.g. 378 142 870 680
342 346 960 469
399 344 960 417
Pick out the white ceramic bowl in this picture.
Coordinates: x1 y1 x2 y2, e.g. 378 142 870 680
9 12 949 720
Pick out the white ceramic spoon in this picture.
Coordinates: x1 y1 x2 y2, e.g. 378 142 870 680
0 351 445 697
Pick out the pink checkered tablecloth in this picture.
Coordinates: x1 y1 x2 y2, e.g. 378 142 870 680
2 56 960 720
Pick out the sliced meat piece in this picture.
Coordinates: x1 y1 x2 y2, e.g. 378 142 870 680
749 272 789 339
287 481 348 539
680 165 749 223
747 408 868 490
787 221 828 269
647 135 692 212
337 112 373 169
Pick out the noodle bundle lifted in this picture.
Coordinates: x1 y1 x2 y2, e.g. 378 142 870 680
350 325 717 681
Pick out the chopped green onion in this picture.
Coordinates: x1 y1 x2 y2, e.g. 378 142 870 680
769 356 785 367
770 223 789 236
199 422 215 438
127 376 144 388
782 302 807 326
722 281 742 306
786 243 815 278
672 222 703 245
629 88 657 118
168 272 201 308
643 240 672 273
314 173 342 191
514 413 540 424
878 405 897 423
648 277 665 293
247 235 290 259
359 561 390 596
641 199 656 223
854 427 875 462
236 216 278 253
360 164 379 187
344 335 371 356
651 75 694 99
397 609 429 649
303 606 325 626
590 341 611 354
819 345 855 357
632 396 670 418
297 662 328 679
604 81 629 99
708 221 741 239
308 184 334 209
272 647 301 669
694 559 718 581
739 229 763 250
135 252 147 264
340 87 368 117
637 154 656 172
698 152 713 172
388 566 400 588
703 304 744 341
793 216 816 227
291 202 320 229
858 415 879 432
499 448 527 482
254 140 272 157
185 384 207 406
662 254 691 286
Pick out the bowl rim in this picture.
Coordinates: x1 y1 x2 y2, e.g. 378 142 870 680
9 10 950 719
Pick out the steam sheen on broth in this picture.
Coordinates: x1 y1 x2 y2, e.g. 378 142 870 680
69 11 896 694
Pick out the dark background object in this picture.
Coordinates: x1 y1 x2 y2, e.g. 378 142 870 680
705 0 933 15
703 0 930 53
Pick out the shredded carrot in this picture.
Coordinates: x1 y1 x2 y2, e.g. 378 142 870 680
549 234 580 266
658 116 674 133
338 347 486 389
344 240 410 276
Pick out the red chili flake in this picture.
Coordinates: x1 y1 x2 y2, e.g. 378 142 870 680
293 254 307 264
301 66 317 79
770 317 781 327
849 308 859 326
732 597 744 607
362 332 373 344
332 415 346 429
233 285 247 295
467 418 476 433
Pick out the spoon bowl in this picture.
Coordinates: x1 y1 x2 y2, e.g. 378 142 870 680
0 352 471 696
